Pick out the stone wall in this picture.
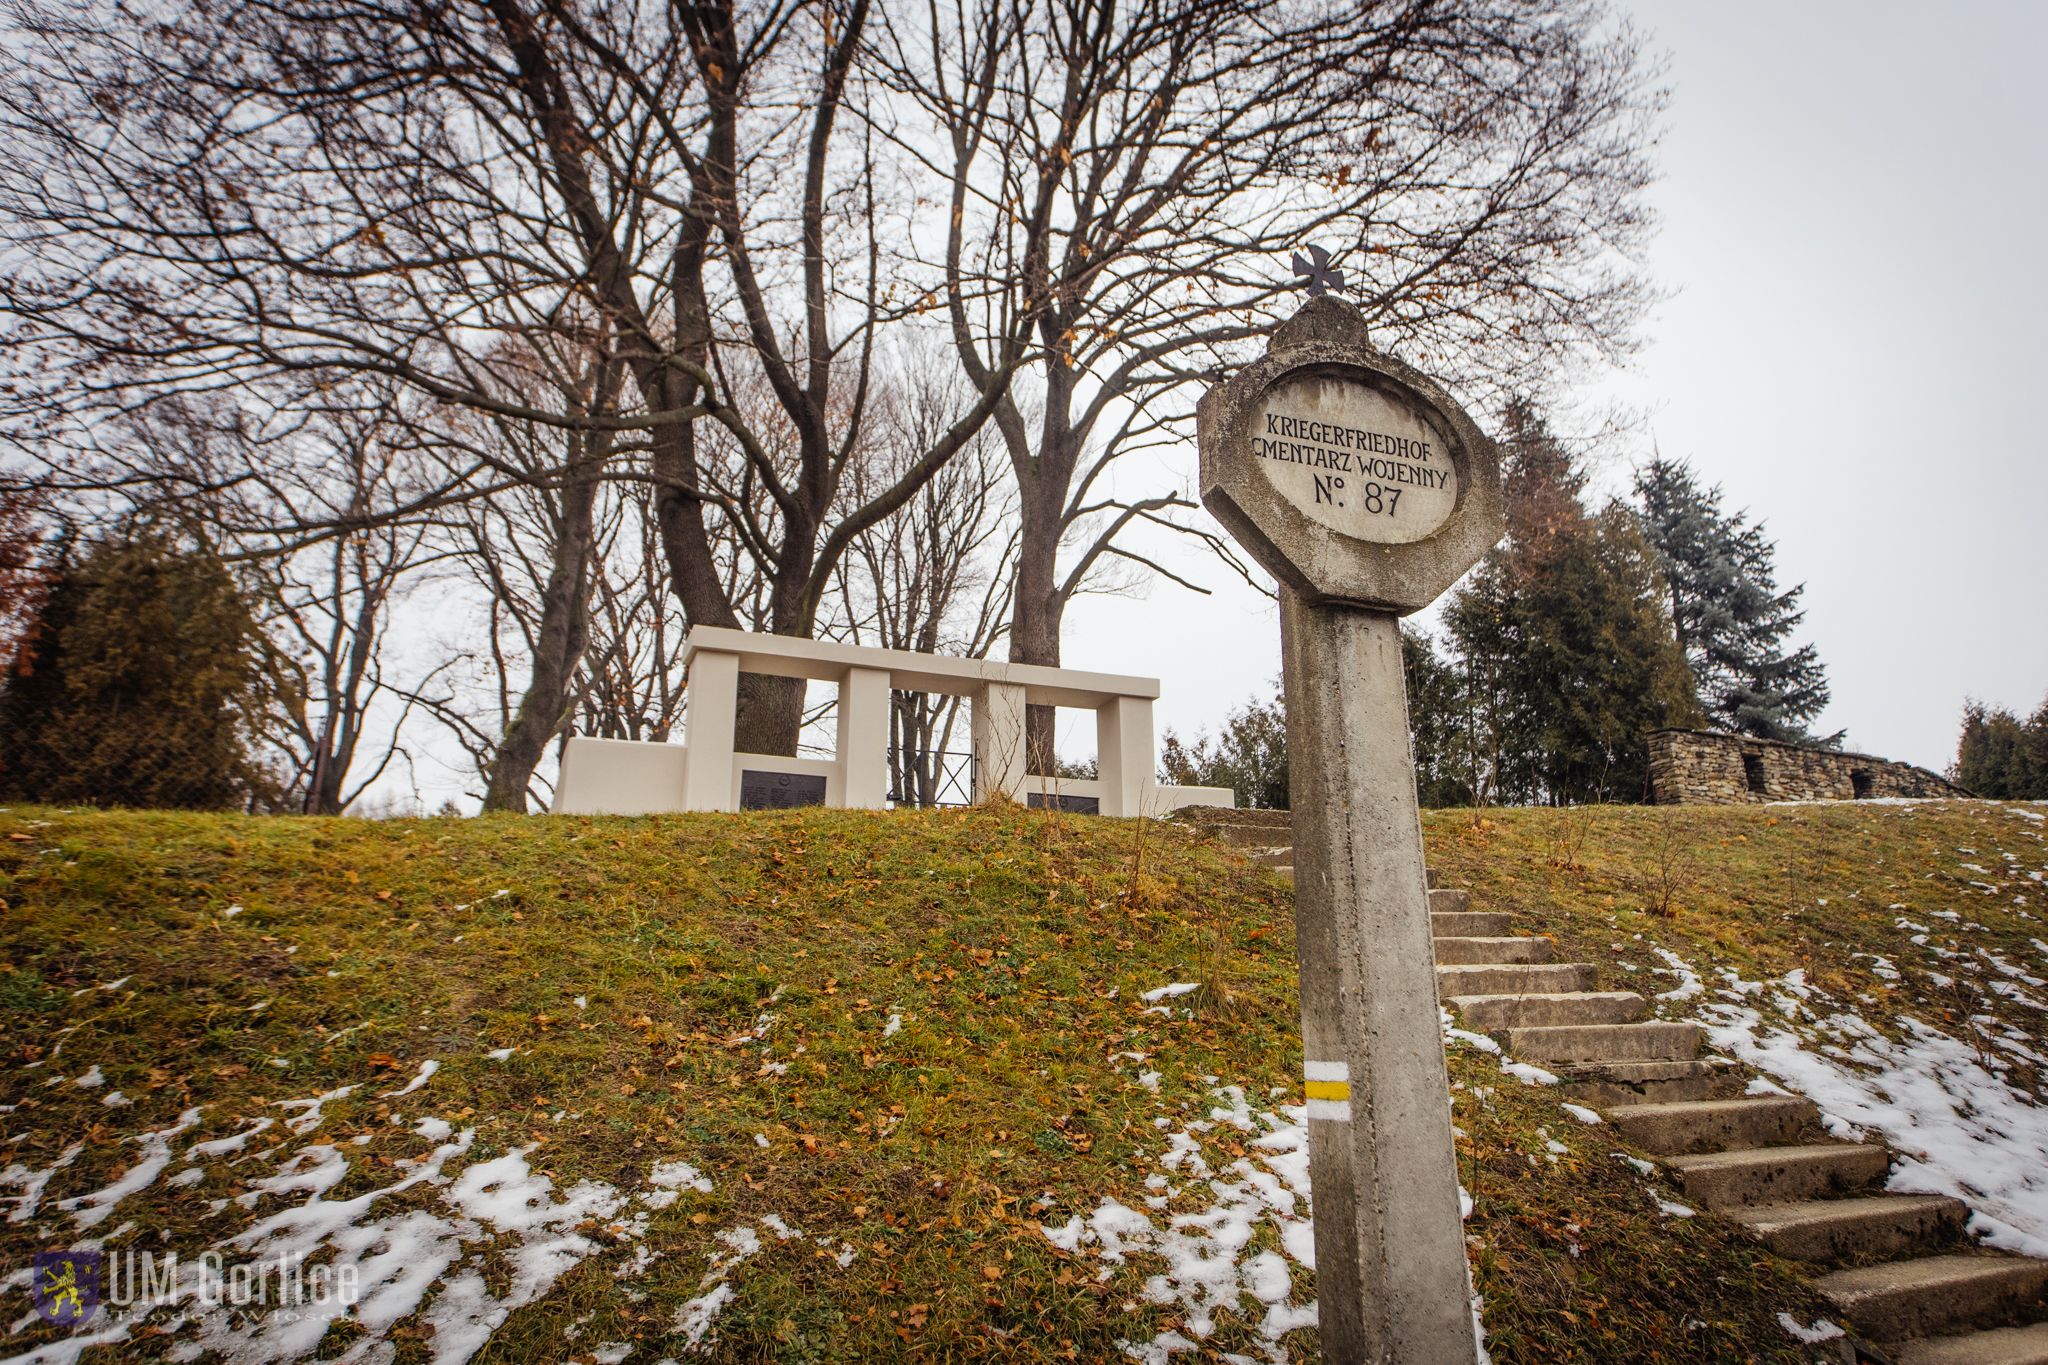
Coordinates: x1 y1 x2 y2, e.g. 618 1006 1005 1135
1646 729 1969 805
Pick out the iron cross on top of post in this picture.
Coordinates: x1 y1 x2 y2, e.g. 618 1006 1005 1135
1290 244 1344 297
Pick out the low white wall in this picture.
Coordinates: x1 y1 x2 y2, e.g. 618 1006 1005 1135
552 736 686 816
551 736 1233 816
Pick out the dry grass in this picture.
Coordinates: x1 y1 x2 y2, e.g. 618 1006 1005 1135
0 799 1973 1361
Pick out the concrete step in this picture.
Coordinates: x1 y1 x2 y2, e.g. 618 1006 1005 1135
1436 963 1595 999
1819 1253 2048 1342
1427 888 1470 915
1186 813 1293 846
1730 1194 1968 1265
1501 1021 1700 1065
1665 1142 1892 1209
1246 846 1294 867
1894 1322 2048 1365
1433 936 1557 967
1605 1095 1816 1155
1274 865 1293 882
1449 991 1647 1031
1427 867 1439 889
1432 911 1511 938
1561 1060 1723 1107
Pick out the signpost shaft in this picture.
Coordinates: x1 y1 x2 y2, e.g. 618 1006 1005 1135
1199 287 1502 1364
1280 589 1477 1364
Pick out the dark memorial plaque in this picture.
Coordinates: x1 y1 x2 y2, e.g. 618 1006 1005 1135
739 769 827 811
1025 792 1100 815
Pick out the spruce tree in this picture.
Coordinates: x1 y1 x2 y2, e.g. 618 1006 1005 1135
1634 458 1833 743
0 531 276 809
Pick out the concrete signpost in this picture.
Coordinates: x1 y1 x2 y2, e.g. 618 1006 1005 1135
1198 291 1505 1362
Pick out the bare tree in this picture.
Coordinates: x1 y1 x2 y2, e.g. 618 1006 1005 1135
0 485 49 674
873 0 1663 765
434 331 626 812
0 0 1044 758
835 359 1018 804
59 388 459 814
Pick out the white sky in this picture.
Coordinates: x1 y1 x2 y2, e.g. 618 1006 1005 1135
1061 0 2048 777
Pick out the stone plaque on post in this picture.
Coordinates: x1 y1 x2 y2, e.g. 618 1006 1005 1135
1198 293 1504 1363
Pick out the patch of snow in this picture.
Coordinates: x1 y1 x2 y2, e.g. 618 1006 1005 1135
1446 1028 1501 1055
276 1086 355 1138
1141 982 1202 1003
1663 945 2048 1257
380 1059 440 1098
1 1142 83 1224
1651 947 1702 1000
882 1012 902 1038
1041 1091 1317 1359
1560 1104 1602 1125
56 1107 204 1228
72 1065 104 1089
186 1118 274 1161
648 1160 713 1195
674 1282 735 1349
1776 1312 1845 1344
1500 1060 1560 1086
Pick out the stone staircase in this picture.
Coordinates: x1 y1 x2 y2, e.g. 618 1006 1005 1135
1183 809 2048 1364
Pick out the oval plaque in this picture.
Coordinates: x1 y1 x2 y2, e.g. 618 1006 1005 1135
1250 374 1457 546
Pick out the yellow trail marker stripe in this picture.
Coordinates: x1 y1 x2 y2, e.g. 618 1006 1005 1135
1304 1078 1351 1102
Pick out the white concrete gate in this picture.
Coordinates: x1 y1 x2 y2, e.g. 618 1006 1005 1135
551 627 1233 817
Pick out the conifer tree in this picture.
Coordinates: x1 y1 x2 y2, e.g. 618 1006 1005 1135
1955 696 2048 798
1634 458 1833 743
1402 627 1475 808
0 531 276 809
1445 404 1700 804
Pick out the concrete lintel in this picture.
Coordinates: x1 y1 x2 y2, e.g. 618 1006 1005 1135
682 626 1160 708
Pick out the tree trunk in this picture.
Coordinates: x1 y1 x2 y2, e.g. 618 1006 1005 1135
485 439 604 813
1010 468 1064 775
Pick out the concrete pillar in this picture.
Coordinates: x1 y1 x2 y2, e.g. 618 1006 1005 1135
1094 695 1154 817
680 648 740 812
836 665 891 809
1279 590 1477 1364
971 681 1027 803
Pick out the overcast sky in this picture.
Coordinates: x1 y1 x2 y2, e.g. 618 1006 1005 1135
1058 0 2048 778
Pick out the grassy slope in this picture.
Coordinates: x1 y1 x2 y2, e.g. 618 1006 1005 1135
8 803 2027 1363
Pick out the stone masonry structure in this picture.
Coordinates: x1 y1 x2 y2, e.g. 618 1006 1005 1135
1647 728 1969 805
